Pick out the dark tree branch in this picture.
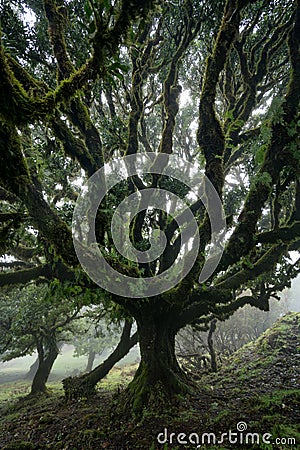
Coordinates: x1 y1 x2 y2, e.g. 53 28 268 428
216 243 287 290
257 221 300 244
0 265 51 287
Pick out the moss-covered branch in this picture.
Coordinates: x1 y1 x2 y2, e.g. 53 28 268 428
257 222 300 244
173 287 233 331
223 11 293 167
0 121 77 266
159 1 200 156
0 38 97 125
50 115 98 176
174 260 295 328
5 51 102 176
197 0 249 196
220 3 300 271
216 243 287 290
43 0 104 168
43 0 74 80
0 0 155 127
0 265 51 287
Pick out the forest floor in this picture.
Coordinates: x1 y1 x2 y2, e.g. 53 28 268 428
0 312 299 450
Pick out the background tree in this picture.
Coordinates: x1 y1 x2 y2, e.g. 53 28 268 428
63 318 138 399
0 283 83 394
0 0 299 414
72 318 120 373
176 294 292 373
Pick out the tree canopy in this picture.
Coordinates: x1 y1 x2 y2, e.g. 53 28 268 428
0 0 299 412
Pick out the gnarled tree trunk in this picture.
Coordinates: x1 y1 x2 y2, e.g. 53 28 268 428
119 309 192 415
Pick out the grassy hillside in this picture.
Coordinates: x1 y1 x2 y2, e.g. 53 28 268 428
0 312 299 449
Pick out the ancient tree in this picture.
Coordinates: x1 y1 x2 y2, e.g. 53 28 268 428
0 0 299 412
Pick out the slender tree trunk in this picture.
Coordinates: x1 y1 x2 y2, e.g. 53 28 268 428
31 346 59 395
24 357 39 380
208 318 217 372
62 320 138 400
85 350 96 372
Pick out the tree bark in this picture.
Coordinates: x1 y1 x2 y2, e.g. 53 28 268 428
208 319 217 372
62 320 138 400
119 309 192 414
30 346 59 395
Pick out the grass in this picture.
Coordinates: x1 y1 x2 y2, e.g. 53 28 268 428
0 345 139 406
0 366 138 402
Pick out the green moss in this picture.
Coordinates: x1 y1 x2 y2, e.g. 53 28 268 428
3 441 35 450
253 389 300 413
270 423 300 442
260 413 286 425
256 312 299 351
39 412 56 424
115 361 191 416
209 408 231 425
80 429 105 439
81 413 100 427
0 121 32 194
